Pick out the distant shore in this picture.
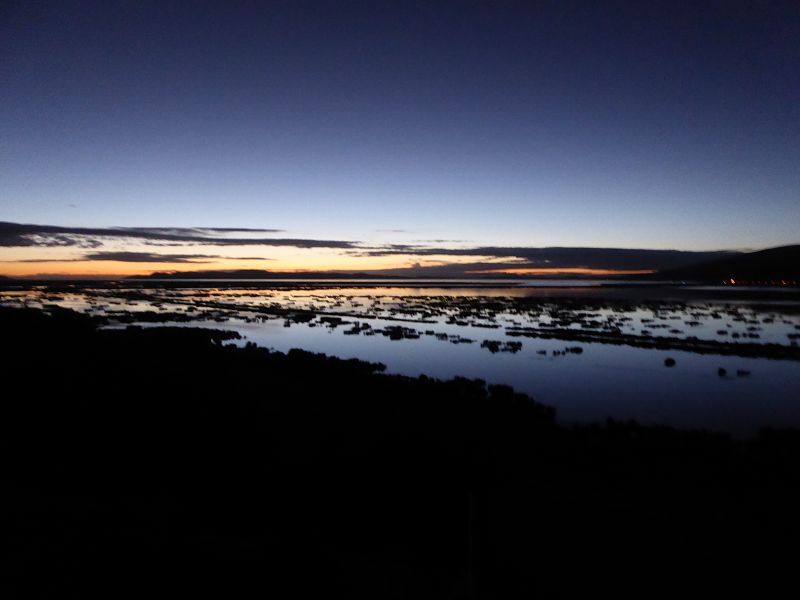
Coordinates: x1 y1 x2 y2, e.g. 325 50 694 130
3 276 800 303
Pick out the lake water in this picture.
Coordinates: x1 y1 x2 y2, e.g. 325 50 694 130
3 281 799 435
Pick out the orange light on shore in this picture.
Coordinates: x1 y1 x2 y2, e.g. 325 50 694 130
724 278 796 286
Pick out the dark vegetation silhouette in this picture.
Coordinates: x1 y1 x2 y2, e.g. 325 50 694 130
2 306 800 598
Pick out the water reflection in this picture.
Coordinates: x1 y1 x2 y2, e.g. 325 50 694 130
2 283 799 434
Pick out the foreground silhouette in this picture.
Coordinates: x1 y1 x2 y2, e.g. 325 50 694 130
2 306 799 598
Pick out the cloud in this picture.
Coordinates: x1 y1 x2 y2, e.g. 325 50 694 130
356 246 736 271
16 252 273 264
0 221 357 249
0 221 738 273
121 227 286 236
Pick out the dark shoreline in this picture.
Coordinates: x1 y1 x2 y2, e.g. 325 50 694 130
3 304 800 597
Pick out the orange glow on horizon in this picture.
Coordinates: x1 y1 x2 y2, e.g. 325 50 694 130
1 262 657 278
2 247 655 279
0 250 513 277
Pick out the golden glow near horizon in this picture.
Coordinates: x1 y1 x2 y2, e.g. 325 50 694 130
0 262 657 278
1 240 656 279
0 245 506 277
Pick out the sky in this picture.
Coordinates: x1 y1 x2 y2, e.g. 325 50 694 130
1 1 798 277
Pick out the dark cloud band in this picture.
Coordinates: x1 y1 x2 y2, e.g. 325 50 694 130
356 246 735 271
15 252 273 264
0 222 357 250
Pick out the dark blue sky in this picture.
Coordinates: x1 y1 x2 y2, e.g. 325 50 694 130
1 1 798 272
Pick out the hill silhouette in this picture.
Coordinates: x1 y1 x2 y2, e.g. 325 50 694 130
654 245 800 283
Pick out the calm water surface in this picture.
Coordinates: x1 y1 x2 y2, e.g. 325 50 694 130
3 282 799 434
